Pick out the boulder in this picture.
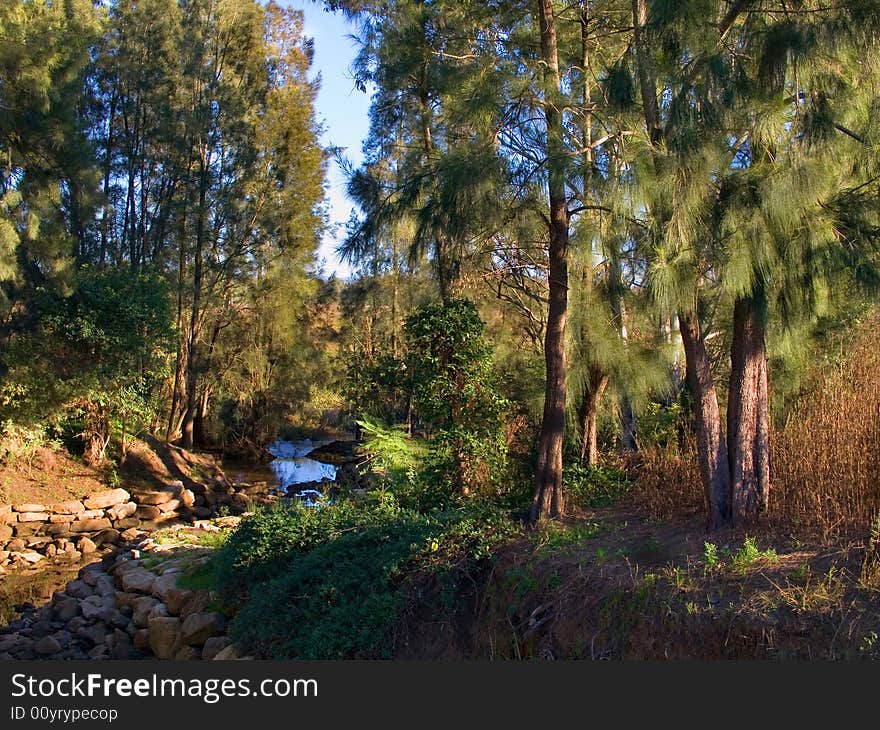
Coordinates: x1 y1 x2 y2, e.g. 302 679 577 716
80 595 114 621
134 505 161 520
133 628 151 651
0 524 12 542
152 573 194 615
137 491 176 506
52 597 79 622
212 644 241 661
179 489 196 509
113 518 139 530
120 567 155 595
49 515 76 524
45 525 73 537
106 502 137 521
10 550 43 564
0 504 11 516
17 512 49 522
83 489 130 511
80 509 106 520
159 499 181 514
34 636 62 656
76 621 109 647
201 636 232 661
173 645 201 661
70 518 112 533
65 580 93 600
132 596 161 628
147 617 181 660
48 501 85 515
13 503 46 513
114 592 141 610
120 528 142 541
93 529 121 545
180 613 226 647
78 537 97 554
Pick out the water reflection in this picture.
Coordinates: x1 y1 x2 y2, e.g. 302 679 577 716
267 439 337 492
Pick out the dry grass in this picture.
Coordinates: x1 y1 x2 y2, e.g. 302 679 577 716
771 313 880 542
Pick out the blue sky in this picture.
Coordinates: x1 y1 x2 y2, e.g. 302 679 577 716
285 1 372 278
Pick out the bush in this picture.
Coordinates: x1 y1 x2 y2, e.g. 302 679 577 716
564 463 631 509
214 498 520 658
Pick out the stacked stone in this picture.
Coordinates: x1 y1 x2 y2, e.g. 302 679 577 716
0 484 198 567
0 547 240 661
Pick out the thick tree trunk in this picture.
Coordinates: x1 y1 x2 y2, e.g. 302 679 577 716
578 367 608 466
530 0 569 524
727 295 770 523
679 311 730 530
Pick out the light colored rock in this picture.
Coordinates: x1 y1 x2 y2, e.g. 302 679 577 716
121 567 155 595
13 503 46 513
0 504 11 516
17 512 49 522
70 518 112 533
0 524 11 541
11 550 43 563
48 501 85 515
83 489 130 511
159 499 181 514
80 509 106 520
113 518 140 530
147 617 181 659
132 596 161 628
137 491 176 506
44 543 57 558
212 644 240 660
106 502 137 521
120 527 142 541
201 636 232 660
179 489 195 509
49 514 76 523
78 537 97 554
34 636 62 656
180 612 226 646
80 595 114 621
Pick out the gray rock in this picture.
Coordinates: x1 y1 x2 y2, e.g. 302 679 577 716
120 567 155 594
132 596 161 629
65 579 93 599
34 636 62 656
76 621 109 647
152 572 193 615
53 597 79 622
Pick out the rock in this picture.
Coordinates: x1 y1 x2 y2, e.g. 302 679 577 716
34 636 62 656
174 645 201 660
13 503 46 513
83 489 130 511
65 580 93 600
94 574 116 599
78 536 97 554
134 505 161 520
120 528 142 541
44 543 57 558
53 597 79 622
180 613 226 646
93 529 121 545
137 491 176 506
0 524 12 541
202 636 232 660
114 592 141 610
10 550 43 564
80 595 113 621
0 504 11 516
147 617 181 659
17 512 49 522
148 603 169 621
60 550 81 561
45 525 73 537
49 514 76 523
121 567 155 594
70 518 112 533
231 493 250 512
178 591 211 620
88 644 109 659
179 489 196 509
212 644 240 660
107 502 137 521
192 507 213 520
48 501 85 515
80 509 106 520
76 621 109 647
0 549 9 562
113 518 139 530
132 596 161 628
152 573 194 615
159 499 181 514
133 628 151 650
66 617 86 634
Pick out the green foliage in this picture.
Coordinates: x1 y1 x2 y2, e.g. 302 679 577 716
405 299 509 495
216 498 519 659
563 464 631 509
702 542 720 572
730 537 778 575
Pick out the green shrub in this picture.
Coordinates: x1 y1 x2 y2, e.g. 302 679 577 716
564 463 631 509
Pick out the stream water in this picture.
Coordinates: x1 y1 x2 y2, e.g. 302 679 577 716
266 439 337 502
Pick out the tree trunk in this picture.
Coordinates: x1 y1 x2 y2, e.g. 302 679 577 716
578 367 608 466
530 0 569 524
679 311 730 529
727 295 771 523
